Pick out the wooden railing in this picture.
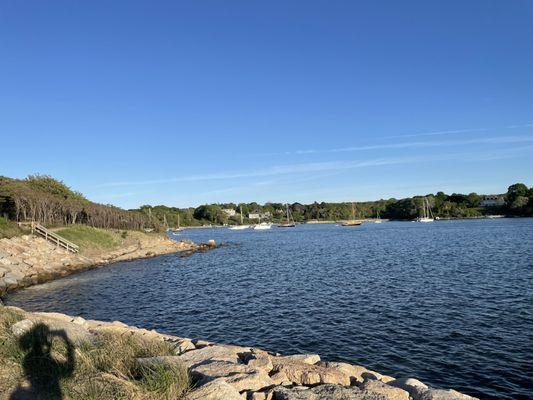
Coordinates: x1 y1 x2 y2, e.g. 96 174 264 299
31 222 79 253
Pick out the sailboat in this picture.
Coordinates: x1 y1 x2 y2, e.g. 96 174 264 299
229 206 250 230
169 213 184 232
417 197 435 222
252 213 272 230
278 204 296 228
374 210 383 223
342 203 363 226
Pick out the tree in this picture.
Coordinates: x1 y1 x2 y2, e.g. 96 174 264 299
511 196 529 210
466 193 481 208
193 205 227 224
506 183 529 206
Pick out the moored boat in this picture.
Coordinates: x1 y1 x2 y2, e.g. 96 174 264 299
229 205 250 230
253 222 272 230
341 203 363 227
278 203 296 228
417 197 435 222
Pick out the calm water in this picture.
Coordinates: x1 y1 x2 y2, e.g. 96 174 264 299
5 219 533 399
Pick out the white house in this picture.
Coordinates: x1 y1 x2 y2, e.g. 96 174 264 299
222 208 236 217
248 211 272 220
480 196 505 207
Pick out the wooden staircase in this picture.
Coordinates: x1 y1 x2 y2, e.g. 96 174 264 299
31 222 79 253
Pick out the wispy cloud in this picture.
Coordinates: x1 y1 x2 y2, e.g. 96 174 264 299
285 135 533 156
506 123 533 129
97 144 533 189
386 127 488 138
96 160 389 188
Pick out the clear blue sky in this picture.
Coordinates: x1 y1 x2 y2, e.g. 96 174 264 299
1 1 532 208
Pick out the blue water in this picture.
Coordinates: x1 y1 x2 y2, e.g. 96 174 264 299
5 219 533 399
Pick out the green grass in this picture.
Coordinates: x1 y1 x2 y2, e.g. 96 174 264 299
55 225 119 254
0 308 25 361
0 216 25 239
0 305 190 400
138 363 189 400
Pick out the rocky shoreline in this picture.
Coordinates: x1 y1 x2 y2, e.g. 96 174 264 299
1 307 477 400
0 234 213 297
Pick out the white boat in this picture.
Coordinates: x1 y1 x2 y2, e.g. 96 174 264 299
253 222 272 230
229 225 250 230
374 210 383 223
229 205 250 230
417 197 434 222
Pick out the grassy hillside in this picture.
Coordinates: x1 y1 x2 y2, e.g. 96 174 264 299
0 217 26 239
54 225 162 257
55 225 120 254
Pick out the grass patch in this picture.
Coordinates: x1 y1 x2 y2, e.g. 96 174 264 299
0 216 25 239
55 225 119 254
0 307 25 361
0 306 190 399
138 363 189 400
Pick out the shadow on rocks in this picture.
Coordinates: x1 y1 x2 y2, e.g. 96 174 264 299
10 323 75 400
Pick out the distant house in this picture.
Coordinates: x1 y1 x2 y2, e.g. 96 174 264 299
222 208 236 217
248 211 271 220
480 195 505 207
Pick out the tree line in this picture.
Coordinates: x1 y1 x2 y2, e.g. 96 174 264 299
135 183 533 226
1 175 531 230
0 175 149 230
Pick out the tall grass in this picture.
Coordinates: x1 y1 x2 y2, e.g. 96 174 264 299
0 216 25 239
0 306 190 399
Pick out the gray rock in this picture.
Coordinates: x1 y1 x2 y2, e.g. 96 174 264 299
389 378 428 398
29 317 94 345
389 378 477 400
71 316 86 326
417 389 477 400
138 355 275 392
179 344 250 367
275 354 321 365
190 360 275 392
361 380 410 400
271 357 351 386
3 274 20 288
186 378 242 400
172 338 196 354
317 362 371 384
11 319 35 337
273 384 392 400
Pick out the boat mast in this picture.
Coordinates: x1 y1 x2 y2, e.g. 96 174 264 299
240 205 244 225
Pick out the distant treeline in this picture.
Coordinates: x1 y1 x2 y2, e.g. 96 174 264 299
0 175 149 230
1 175 531 230
134 183 533 227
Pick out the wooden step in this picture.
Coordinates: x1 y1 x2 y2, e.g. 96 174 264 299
31 222 79 253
